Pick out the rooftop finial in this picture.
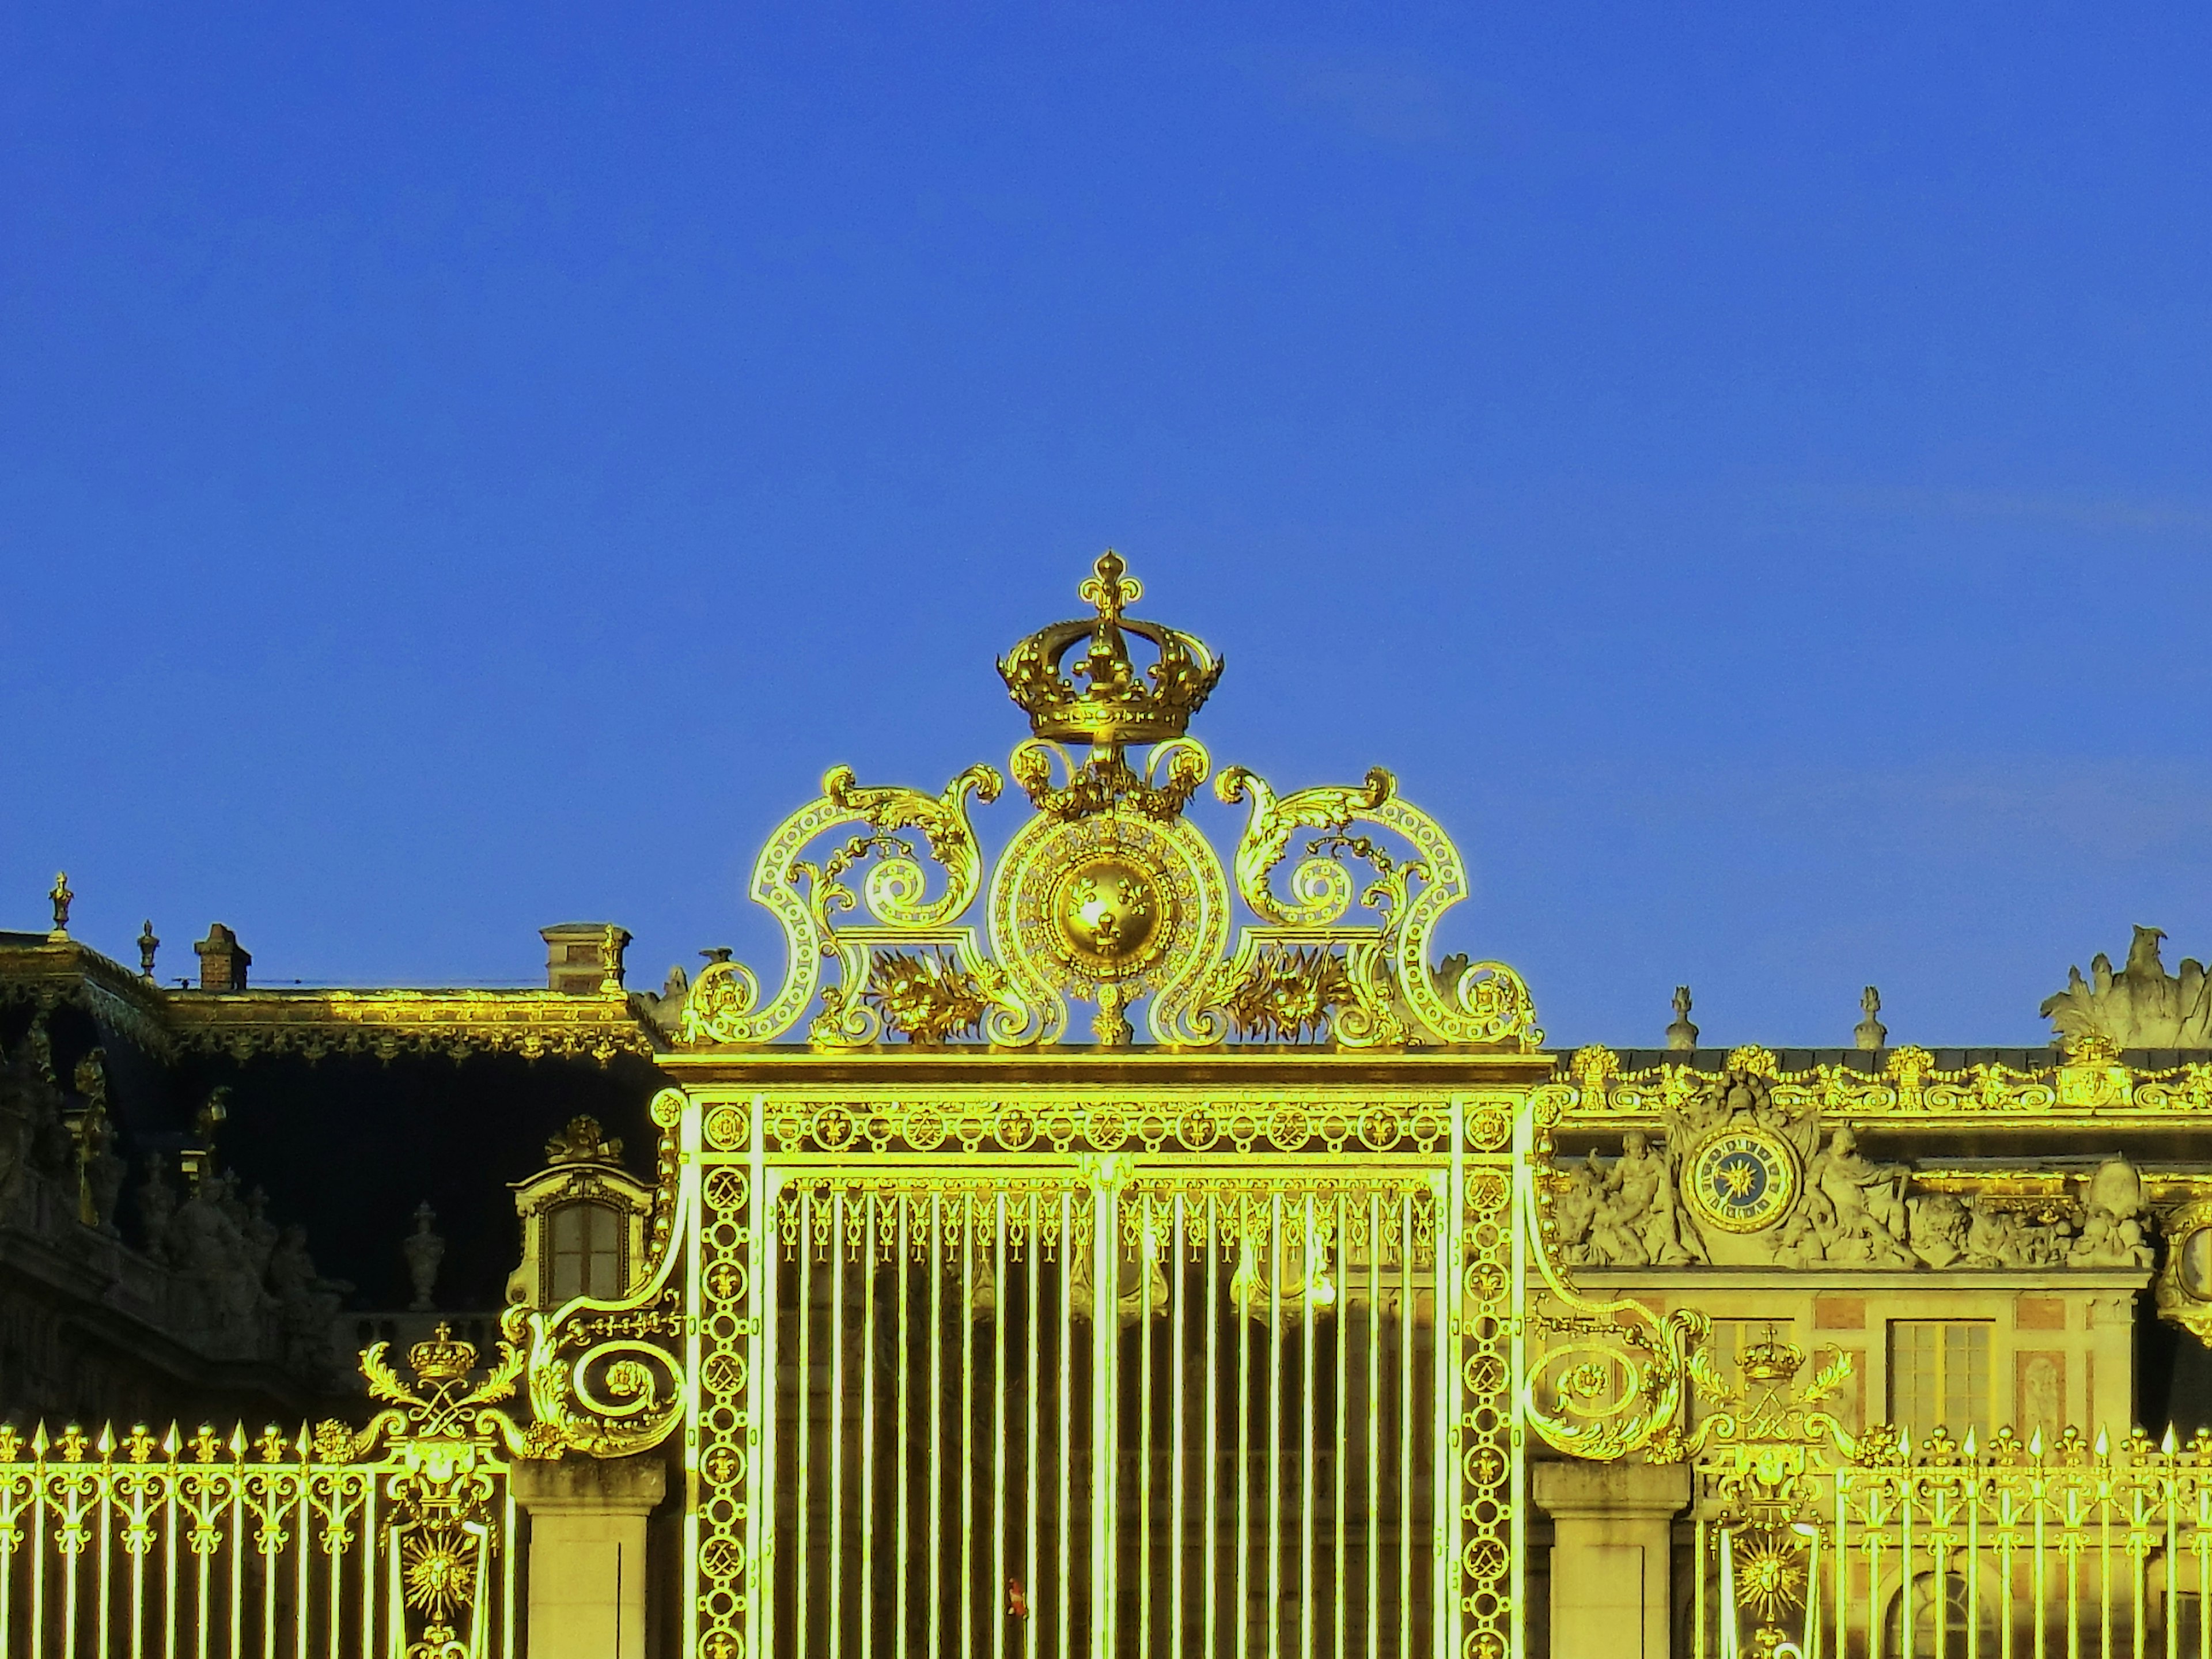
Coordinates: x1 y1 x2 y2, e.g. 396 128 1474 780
47 872 72 941
137 920 160 981
1855 984 1888 1050
1665 984 1699 1050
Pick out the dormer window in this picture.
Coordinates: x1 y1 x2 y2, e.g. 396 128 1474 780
547 1198 626 1302
507 1115 655 1310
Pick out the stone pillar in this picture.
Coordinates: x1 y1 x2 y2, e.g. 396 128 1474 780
513 1454 666 1659
1534 1459 1688 1659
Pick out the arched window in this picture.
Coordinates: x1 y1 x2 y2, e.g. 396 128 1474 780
1886 1572 1994 1652
546 1199 625 1302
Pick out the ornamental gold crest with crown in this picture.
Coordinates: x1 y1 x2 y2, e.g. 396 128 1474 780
678 551 1539 1050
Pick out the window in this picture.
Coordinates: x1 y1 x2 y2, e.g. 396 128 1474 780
1888 1320 1991 1439
547 1200 625 1302
1885 1573 1994 1651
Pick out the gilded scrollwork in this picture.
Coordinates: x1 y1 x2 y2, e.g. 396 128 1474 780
499 1087 689 1460
680 763 1009 1047
676 555 1537 1052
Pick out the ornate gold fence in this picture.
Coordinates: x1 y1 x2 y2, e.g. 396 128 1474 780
0 1327 529 1659
1687 1422 2212 1658
673 1085 1523 1659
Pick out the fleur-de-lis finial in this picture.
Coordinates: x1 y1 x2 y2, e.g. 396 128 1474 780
1076 548 1141 621
138 920 160 980
48 871 73 941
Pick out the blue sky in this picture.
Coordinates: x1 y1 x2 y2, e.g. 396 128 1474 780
5 3 2211 1048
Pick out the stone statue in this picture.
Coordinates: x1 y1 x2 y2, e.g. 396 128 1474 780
1550 1154 1604 1264
136 1157 177 1262
640 965 691 1039
1907 1192 1968 1268
403 1201 445 1312
2043 926 2212 1049
1806 1127 1914 1268
1588 1131 1694 1267
2069 1157 2156 1268
1855 986 1888 1051
1665 986 1698 1050
169 1171 264 1327
267 1224 348 1380
1962 1198 2067 1268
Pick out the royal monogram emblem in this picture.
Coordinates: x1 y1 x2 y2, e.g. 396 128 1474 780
1685 1124 1799 1234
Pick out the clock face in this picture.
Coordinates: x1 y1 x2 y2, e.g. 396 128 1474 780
1687 1127 1798 1234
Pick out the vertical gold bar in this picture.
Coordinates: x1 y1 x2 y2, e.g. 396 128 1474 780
931 1191 945 1659
1435 1147 1460 1659
797 1190 814 1659
502 1485 517 1659
860 1192 878 1659
993 1191 1009 1659
99 1450 115 1659
1092 1179 1119 1659
2165 1466 2179 1659
168 1441 184 1659
757 1164 780 1659
2196 1474 2209 1659
1025 1191 1040 1659
196 1461 213 1659
1237 1198 1253 1659
1206 1192 1221 1659
1058 1190 1072 1659
1902 1471 1916 1659
1301 1192 1317 1659
1398 1193 1414 1659
1139 1192 1154 1654
963 1195 976 1659
2033 1469 2047 1659
1367 1195 1381 1659
1968 1459 1982 1659
0 1460 16 1659
1334 1190 1347 1659
1268 1191 1284 1659
229 1437 245 1659
1171 1193 1187 1659
897 1194 912 1658
293 1455 311 1659
31 1441 47 1659
828 1195 846 1659
357 1474 373 1659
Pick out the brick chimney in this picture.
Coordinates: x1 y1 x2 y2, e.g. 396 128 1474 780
194 923 250 992
540 922 630 994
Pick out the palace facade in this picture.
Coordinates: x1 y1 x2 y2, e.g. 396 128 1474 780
5 556 2209 1657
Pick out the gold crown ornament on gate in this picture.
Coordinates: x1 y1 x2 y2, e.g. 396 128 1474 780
997 551 1225 821
676 550 1541 1052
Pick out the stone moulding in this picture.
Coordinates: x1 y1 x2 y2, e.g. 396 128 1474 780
0 940 657 1063
1553 1037 2212 1122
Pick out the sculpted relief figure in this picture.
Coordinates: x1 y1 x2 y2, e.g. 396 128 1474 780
1806 1127 1915 1267
1573 1131 1699 1267
2069 1157 2156 1268
2043 925 2212 1049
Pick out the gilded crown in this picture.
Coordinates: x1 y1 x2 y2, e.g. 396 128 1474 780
407 1321 479 1384
1737 1326 1804 1385
998 552 1224 749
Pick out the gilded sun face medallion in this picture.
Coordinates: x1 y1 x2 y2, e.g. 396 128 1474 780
1050 853 1169 974
1685 1125 1799 1235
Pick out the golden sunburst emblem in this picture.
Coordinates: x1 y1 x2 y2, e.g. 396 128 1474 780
1730 1528 1808 1623
401 1529 478 1620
